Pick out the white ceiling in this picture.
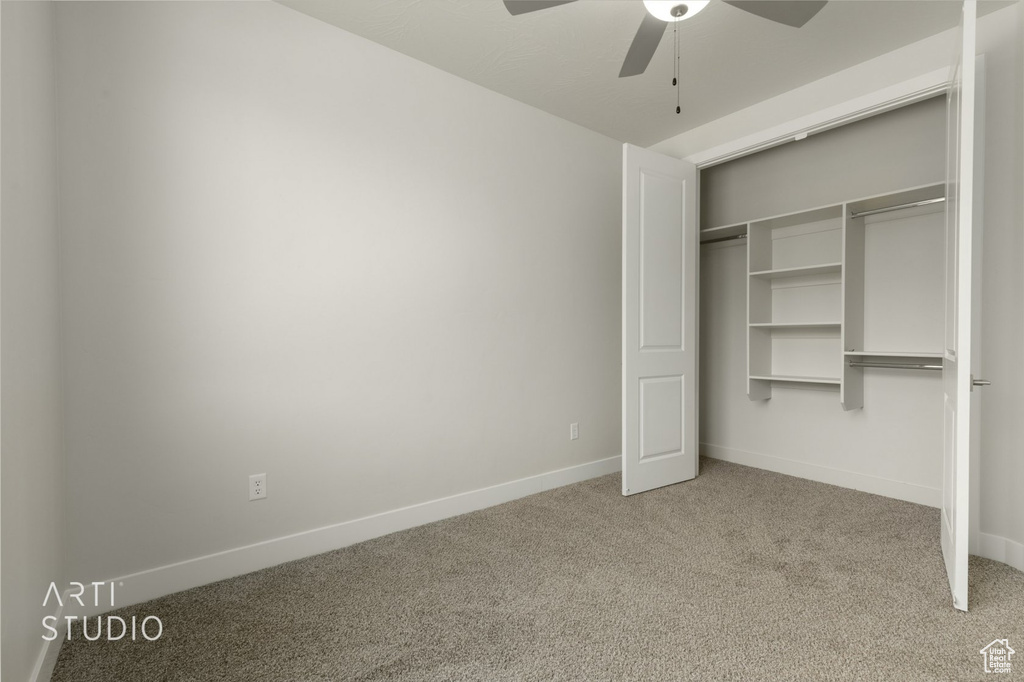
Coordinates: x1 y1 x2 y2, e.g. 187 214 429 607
277 0 973 146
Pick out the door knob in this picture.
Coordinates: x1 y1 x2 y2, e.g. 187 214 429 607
971 376 991 390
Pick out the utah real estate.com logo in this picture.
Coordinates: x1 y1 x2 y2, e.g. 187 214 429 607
980 639 1015 674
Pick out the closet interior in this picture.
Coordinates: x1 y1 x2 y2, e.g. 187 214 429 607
696 96 949 507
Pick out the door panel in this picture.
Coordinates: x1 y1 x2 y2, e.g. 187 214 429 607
640 376 684 461
622 144 698 495
941 0 977 612
641 172 685 349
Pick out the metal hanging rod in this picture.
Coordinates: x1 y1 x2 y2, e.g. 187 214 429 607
848 361 942 371
849 196 945 219
701 233 748 246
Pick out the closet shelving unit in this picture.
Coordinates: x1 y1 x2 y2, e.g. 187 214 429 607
839 183 947 409
746 204 844 399
700 182 946 410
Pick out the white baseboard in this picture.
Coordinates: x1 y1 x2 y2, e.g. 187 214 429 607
62 456 621 624
701 443 941 508
28 450 1018 681
977 532 1024 573
30 598 65 682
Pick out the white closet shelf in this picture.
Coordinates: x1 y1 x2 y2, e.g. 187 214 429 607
749 322 841 329
750 375 842 385
700 223 747 243
844 351 944 358
749 263 842 279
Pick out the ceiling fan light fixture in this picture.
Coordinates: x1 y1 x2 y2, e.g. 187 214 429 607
642 0 709 23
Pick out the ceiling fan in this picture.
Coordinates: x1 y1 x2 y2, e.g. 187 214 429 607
503 0 828 77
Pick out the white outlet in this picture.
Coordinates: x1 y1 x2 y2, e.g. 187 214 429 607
570 422 579 441
249 473 267 501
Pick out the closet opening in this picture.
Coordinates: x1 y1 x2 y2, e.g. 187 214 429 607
696 95 948 505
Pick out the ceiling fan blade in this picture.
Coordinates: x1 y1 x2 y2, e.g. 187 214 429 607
503 0 577 16
619 13 667 78
722 1 827 28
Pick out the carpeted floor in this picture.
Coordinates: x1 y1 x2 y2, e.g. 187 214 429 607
53 458 1024 681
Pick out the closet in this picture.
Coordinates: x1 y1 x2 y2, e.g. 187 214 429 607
622 5 981 610
696 96 950 510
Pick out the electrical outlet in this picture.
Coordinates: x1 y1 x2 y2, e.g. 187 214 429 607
249 473 267 501
570 422 579 441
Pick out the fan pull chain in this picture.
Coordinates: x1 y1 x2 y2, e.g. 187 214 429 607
672 23 678 89
672 22 678 92
675 24 681 114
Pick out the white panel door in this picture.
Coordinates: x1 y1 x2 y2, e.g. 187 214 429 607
941 0 978 612
622 143 698 495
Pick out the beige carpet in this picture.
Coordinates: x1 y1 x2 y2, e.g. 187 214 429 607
53 458 1024 681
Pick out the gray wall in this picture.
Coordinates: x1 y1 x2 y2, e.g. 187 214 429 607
1 2 66 680
701 96 947 228
974 6 1024 556
54 1 622 583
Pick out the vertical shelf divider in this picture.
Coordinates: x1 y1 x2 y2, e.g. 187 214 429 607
841 205 865 410
747 221 772 400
